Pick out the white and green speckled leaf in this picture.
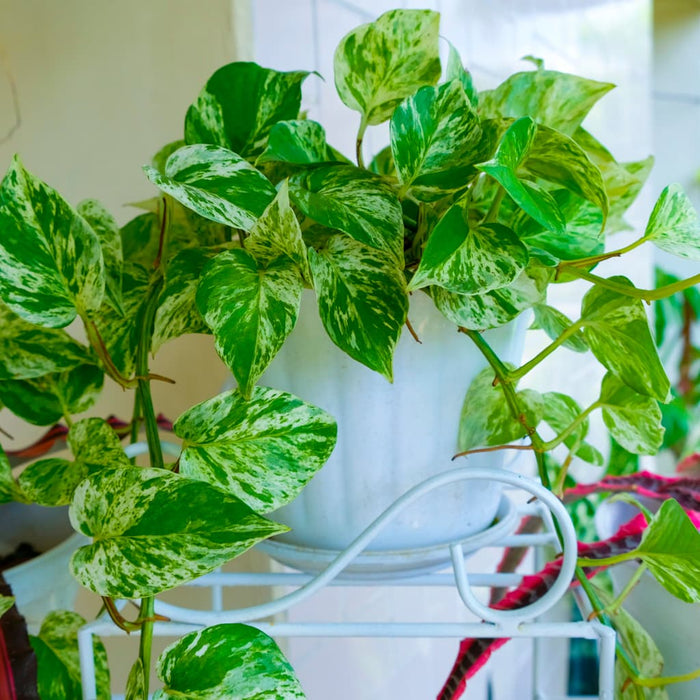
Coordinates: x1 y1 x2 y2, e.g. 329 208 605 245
18 418 129 506
175 386 337 514
196 248 303 398
144 144 276 231
77 199 124 314
635 499 700 603
152 247 218 352
524 125 608 222
644 184 700 260
70 467 287 598
581 279 670 403
0 445 23 504
334 9 441 126
598 373 664 455
0 595 14 618
541 392 601 464
309 235 408 380
154 624 305 700
458 366 544 450
532 304 588 353
432 266 551 331
479 68 614 136
0 364 104 426
0 156 105 327
289 164 403 262
185 62 310 161
390 80 481 200
30 610 110 700
409 201 527 294
445 42 478 107
0 303 94 380
477 118 565 234
246 181 311 281
125 658 146 700
258 120 347 166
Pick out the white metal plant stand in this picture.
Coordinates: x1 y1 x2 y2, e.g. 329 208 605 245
78 468 616 700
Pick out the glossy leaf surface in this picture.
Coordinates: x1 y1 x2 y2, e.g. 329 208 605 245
644 183 700 260
176 386 337 513
258 120 345 166
532 304 588 353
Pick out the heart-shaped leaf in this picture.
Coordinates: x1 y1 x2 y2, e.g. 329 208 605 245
581 278 670 402
144 145 276 231
409 202 528 294
334 9 441 126
458 366 544 450
480 68 614 136
598 373 664 455
196 248 303 398
70 467 286 598
154 624 304 699
18 418 130 506
30 611 110 700
476 118 565 234
309 235 408 380
258 120 347 166
289 164 404 262
390 80 482 200
0 156 105 327
644 184 700 260
185 62 310 160
176 386 337 515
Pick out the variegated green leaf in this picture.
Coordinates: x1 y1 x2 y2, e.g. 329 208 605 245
125 658 146 700
18 418 130 506
532 304 588 352
152 247 218 352
0 445 23 504
334 9 441 126
390 80 481 200
70 467 287 598
581 279 670 402
0 303 94 380
185 62 310 160
0 363 104 426
154 624 305 699
541 392 601 464
458 366 544 450
479 68 614 136
477 118 565 234
598 373 664 455
445 42 477 107
409 201 528 294
77 199 124 314
176 386 337 513
144 144 276 231
30 610 110 700
309 235 408 380
519 189 604 261
246 181 310 281
524 125 608 221
121 211 161 267
644 184 700 260
151 140 186 173
289 164 403 262
0 156 105 327
368 146 396 177
258 120 347 166
635 499 700 603
196 248 303 398
0 595 14 618
93 262 149 378
432 266 550 331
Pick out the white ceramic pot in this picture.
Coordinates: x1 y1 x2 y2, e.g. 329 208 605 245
2 502 85 633
260 290 527 558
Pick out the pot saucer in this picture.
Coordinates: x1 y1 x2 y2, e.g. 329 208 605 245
257 493 518 580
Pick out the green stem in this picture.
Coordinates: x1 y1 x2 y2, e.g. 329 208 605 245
608 563 647 615
508 320 587 382
483 186 505 224
541 402 601 452
577 551 637 568
560 236 647 269
138 596 155 696
635 666 700 688
355 117 368 169
562 268 700 302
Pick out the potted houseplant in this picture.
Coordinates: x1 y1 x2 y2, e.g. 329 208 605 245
1 6 699 698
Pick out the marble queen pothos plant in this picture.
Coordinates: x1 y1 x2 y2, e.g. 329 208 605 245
1 6 700 699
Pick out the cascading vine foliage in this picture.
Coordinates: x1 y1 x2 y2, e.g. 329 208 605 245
0 7 700 698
